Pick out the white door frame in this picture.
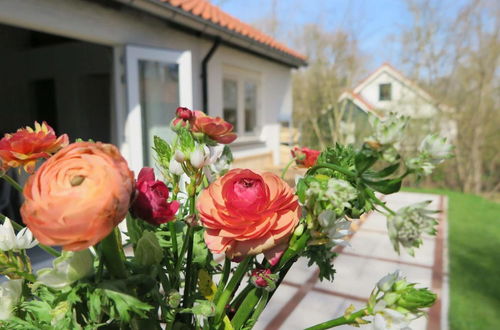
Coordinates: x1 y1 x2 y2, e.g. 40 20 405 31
123 45 192 173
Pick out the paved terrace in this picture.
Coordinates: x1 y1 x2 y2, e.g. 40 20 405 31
255 192 449 330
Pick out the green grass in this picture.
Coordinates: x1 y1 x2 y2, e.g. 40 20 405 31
404 188 500 330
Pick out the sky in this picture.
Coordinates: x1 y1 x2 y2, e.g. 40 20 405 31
215 0 415 71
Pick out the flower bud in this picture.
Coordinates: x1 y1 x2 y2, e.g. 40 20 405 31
190 300 216 317
190 147 207 169
176 107 194 120
174 150 185 162
166 290 182 308
377 271 399 292
250 268 278 291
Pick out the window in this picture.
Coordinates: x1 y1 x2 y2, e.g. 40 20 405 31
379 83 392 101
223 75 259 135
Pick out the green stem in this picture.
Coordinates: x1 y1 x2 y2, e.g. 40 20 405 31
304 308 368 329
307 163 357 178
275 231 310 270
365 189 396 215
213 258 231 303
0 213 60 257
168 221 178 265
245 290 269 328
100 227 127 279
281 158 295 179
230 288 261 329
214 256 252 324
0 174 23 193
174 226 193 275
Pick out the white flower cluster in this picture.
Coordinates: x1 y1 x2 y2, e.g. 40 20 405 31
387 201 437 255
307 178 358 214
169 144 225 175
406 134 453 176
367 114 409 147
0 218 38 251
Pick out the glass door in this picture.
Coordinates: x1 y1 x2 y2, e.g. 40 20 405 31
124 45 192 173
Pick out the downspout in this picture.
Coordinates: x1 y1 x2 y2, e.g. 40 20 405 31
201 37 221 113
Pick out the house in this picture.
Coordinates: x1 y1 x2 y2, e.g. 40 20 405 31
0 0 307 174
339 63 456 143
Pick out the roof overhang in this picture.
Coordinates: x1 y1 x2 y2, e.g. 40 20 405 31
110 0 307 68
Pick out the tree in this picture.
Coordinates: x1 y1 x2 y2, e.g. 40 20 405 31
397 0 500 194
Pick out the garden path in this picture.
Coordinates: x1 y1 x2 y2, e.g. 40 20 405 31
255 192 449 330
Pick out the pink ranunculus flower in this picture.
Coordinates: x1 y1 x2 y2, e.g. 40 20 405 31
197 169 300 262
20 142 134 251
291 146 321 168
131 167 179 225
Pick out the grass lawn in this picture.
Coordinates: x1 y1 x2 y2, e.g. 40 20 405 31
404 188 500 330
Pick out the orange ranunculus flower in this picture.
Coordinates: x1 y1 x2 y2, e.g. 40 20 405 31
191 110 237 144
21 142 134 251
197 169 300 263
0 121 69 173
291 146 321 168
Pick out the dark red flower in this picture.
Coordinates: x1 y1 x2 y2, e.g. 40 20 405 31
131 167 179 225
291 147 321 168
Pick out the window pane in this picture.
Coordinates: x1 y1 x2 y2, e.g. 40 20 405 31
244 81 257 133
223 79 238 129
379 83 392 101
139 60 179 166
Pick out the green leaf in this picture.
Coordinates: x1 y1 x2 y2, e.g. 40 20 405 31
177 127 195 154
135 230 164 267
126 214 144 246
364 178 402 194
100 289 152 322
192 230 209 266
355 149 378 174
153 135 172 169
365 163 400 179
296 178 307 204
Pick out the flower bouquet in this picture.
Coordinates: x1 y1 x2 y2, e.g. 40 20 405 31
0 109 452 329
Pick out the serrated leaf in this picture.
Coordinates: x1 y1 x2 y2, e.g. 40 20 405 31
101 289 152 322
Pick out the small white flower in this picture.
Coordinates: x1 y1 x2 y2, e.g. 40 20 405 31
0 218 38 251
190 144 224 169
368 114 409 146
0 279 23 320
373 308 411 330
37 250 94 289
419 134 453 164
169 158 184 176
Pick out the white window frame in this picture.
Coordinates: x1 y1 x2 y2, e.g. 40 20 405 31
124 45 192 173
222 66 261 138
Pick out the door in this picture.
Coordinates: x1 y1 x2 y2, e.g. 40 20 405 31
124 45 192 173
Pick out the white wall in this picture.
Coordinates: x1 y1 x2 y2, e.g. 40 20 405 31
0 0 293 166
358 71 438 118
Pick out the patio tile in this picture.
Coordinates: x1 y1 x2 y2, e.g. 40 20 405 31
254 284 299 329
